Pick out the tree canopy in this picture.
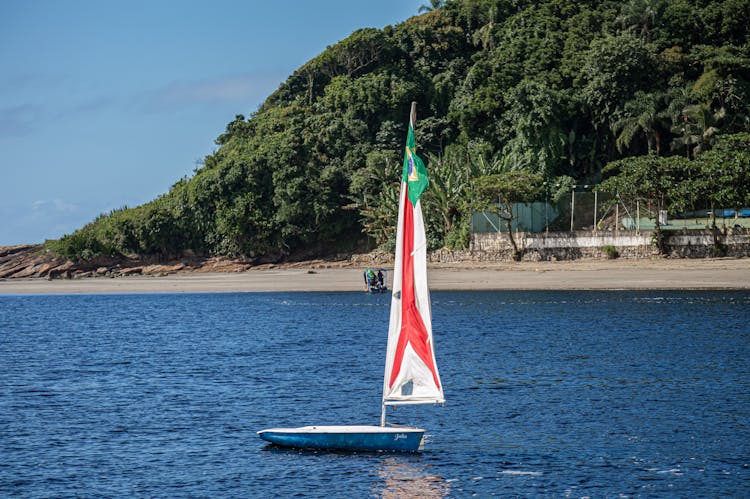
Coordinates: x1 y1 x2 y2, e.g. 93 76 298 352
51 0 750 261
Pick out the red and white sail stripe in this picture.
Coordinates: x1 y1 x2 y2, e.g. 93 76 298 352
382 173 444 406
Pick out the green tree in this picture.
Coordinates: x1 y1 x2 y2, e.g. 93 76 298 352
694 133 750 212
599 154 693 254
473 171 544 260
578 31 662 169
500 79 570 176
692 133 750 250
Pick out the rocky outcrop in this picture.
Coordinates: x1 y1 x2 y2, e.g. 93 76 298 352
0 245 354 280
0 245 69 279
0 245 202 279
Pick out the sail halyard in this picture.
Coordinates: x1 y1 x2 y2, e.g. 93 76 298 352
381 104 444 424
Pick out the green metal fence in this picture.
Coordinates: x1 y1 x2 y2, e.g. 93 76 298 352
472 191 750 233
471 202 559 233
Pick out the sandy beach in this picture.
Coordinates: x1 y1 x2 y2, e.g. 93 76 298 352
1 258 748 294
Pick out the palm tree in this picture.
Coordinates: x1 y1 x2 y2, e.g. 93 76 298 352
670 103 723 159
616 0 665 40
423 153 470 238
472 5 498 49
351 156 401 249
359 179 400 248
418 0 445 14
612 91 668 155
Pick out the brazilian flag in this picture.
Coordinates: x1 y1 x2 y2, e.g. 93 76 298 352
402 120 428 206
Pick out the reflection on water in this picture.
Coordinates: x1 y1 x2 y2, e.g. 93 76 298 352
376 457 449 498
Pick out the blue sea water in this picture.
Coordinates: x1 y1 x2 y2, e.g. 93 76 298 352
1 290 749 497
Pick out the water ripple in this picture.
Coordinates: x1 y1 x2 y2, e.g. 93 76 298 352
1 290 749 496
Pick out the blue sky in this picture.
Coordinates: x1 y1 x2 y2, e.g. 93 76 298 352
0 0 425 245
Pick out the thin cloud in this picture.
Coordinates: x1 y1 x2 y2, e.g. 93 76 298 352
141 73 285 112
32 198 79 214
0 103 40 139
0 94 116 139
0 199 83 244
68 95 118 115
0 72 65 94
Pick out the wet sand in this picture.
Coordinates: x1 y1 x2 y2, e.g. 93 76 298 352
1 258 748 294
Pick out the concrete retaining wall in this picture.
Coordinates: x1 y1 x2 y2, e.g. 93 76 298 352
465 228 750 261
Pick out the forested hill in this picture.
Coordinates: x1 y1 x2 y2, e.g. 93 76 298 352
51 0 750 262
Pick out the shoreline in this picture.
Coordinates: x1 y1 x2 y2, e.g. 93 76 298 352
1 258 749 294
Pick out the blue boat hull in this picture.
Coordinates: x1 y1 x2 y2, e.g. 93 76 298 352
258 425 424 452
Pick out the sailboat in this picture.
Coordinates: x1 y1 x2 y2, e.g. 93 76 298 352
258 102 444 452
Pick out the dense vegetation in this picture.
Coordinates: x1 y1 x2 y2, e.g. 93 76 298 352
50 0 750 261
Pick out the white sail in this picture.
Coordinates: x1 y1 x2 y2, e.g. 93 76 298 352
382 108 444 408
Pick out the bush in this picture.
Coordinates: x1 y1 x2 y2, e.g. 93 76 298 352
711 243 728 257
602 245 619 259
